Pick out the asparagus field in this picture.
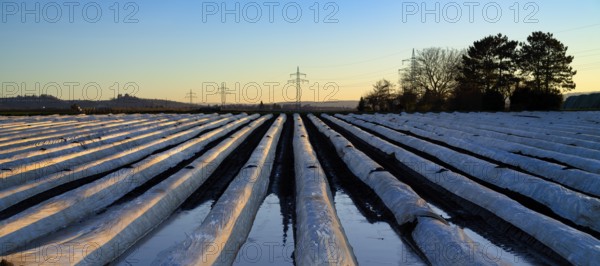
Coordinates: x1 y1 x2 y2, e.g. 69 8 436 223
1 112 599 265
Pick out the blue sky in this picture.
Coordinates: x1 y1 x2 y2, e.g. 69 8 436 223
1 0 599 104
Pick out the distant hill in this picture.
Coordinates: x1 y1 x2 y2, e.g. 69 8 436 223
221 100 358 111
563 91 600 100
0 95 358 113
277 100 358 110
563 92 600 110
0 94 202 112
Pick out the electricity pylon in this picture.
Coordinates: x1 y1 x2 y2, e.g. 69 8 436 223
185 89 197 105
401 49 416 94
288 66 308 110
218 82 236 108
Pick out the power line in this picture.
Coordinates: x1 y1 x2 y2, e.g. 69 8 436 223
555 23 600 33
571 48 600 54
311 66 401 81
288 66 308 111
303 45 465 69
303 49 411 69
573 61 600 67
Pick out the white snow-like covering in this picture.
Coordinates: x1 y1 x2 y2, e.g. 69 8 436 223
293 114 358 266
376 113 600 175
0 118 82 135
0 114 132 130
382 112 600 160
0 115 207 157
2 115 274 265
0 114 229 190
0 115 153 149
155 114 285 266
0 115 204 166
0 119 99 141
354 113 600 198
426 112 600 147
492 117 600 147
0 116 155 155
0 114 191 141
321 114 600 266
0 118 94 138
0 114 148 142
437 112 600 142
0 117 164 158
0 114 258 253
311 114 504 266
449 114 600 158
337 114 600 232
0 115 232 212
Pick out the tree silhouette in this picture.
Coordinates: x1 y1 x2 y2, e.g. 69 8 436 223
409 47 463 111
355 31 578 113
414 48 463 99
458 34 518 110
357 97 367 111
519 31 576 93
364 79 395 112
513 31 576 110
397 90 418 112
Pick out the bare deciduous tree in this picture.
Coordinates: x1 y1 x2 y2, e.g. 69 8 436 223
413 47 463 99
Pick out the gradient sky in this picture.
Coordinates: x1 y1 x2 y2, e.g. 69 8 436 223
1 0 599 104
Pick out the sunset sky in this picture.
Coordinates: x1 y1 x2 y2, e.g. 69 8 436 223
1 0 599 104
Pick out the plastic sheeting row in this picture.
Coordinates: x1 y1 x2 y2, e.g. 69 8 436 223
429 112 600 142
321 114 600 266
0 114 234 212
355 113 600 198
0 117 164 158
311 114 504 266
157 114 285 265
2 114 272 265
0 115 204 165
0 114 231 190
293 114 357 266
0 115 162 150
387 113 600 160
339 114 600 233
0 114 258 254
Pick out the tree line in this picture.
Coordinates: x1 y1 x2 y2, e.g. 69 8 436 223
357 32 577 112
